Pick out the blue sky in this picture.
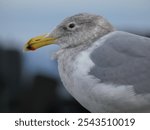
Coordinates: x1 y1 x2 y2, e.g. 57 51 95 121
1 0 150 42
0 0 150 77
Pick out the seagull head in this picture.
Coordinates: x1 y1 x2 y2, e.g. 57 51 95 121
24 13 114 51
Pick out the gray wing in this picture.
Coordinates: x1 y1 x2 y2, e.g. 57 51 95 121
89 31 150 94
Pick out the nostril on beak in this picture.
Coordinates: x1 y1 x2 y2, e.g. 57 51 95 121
35 39 41 41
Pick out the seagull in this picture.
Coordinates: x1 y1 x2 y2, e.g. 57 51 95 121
24 13 150 112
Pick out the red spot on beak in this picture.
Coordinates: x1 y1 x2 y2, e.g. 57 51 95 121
27 45 36 51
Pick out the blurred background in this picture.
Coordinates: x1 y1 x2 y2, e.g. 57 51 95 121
0 0 150 112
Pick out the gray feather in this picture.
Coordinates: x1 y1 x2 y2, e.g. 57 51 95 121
89 31 150 94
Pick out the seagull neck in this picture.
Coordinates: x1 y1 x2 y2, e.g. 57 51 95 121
68 41 92 50
53 41 93 60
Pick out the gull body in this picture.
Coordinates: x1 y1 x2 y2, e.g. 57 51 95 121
25 13 150 112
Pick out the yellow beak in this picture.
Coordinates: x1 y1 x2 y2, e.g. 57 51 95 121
24 34 56 51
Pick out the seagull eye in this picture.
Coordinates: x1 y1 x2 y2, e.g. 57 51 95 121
68 23 76 29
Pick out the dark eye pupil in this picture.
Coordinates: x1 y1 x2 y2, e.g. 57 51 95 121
68 23 75 28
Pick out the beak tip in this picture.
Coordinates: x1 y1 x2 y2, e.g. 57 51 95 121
23 44 36 52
